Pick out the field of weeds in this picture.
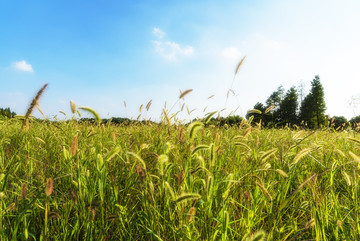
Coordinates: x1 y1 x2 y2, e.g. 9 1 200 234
1 116 360 240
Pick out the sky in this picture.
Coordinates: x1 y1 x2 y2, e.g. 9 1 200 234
1 0 360 121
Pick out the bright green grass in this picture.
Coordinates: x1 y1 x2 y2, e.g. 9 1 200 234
0 118 360 240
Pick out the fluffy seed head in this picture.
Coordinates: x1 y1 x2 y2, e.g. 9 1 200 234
21 183 27 199
23 83 48 129
235 56 246 75
70 100 76 114
45 178 54 196
187 207 196 222
179 89 193 99
71 135 78 156
136 165 146 180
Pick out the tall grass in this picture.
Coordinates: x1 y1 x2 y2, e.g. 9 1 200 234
1 112 360 240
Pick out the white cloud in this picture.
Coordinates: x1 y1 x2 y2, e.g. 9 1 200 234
152 27 194 61
153 27 166 39
221 47 241 59
153 40 194 61
12 60 34 72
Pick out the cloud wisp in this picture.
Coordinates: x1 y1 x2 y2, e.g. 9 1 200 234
152 27 194 61
153 27 166 39
12 60 34 72
221 47 242 60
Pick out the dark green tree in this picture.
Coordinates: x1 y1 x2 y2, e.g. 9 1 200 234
265 86 284 109
329 116 348 129
265 86 284 123
350 115 360 129
278 87 298 125
246 102 267 125
299 75 327 128
0 107 16 119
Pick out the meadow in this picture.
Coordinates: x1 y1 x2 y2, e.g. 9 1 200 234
1 112 360 240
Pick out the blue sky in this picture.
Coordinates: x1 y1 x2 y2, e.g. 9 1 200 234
1 0 360 121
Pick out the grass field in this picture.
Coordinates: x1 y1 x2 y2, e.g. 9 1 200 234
1 115 360 240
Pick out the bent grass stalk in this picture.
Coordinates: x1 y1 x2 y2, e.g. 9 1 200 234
22 83 48 130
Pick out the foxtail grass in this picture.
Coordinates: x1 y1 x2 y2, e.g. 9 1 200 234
22 83 48 129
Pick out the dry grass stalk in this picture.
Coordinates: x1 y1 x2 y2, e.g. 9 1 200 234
304 218 315 229
235 56 246 75
136 165 146 180
70 100 76 114
45 178 54 196
224 56 246 108
48 211 61 219
179 127 184 143
255 181 272 201
264 105 275 114
163 109 171 126
22 83 48 129
176 170 184 185
244 127 252 137
69 188 78 202
146 99 152 111
148 182 154 197
35 105 45 118
180 89 193 99
244 190 250 202
187 207 196 222
169 89 193 113
292 174 317 196
293 148 312 165
21 183 27 199
71 135 78 156
91 208 96 222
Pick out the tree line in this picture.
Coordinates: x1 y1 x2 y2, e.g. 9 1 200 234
0 107 16 119
245 75 359 129
2 75 360 129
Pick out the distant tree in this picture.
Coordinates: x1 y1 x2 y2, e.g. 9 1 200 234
297 80 306 104
350 115 360 129
348 94 360 116
224 115 244 126
329 116 348 129
278 87 298 125
207 115 244 126
299 92 312 127
0 107 16 119
246 102 267 125
265 86 284 109
265 86 284 123
265 86 283 125
311 76 327 128
299 75 327 128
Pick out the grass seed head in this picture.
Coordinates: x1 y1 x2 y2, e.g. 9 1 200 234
187 207 196 222
45 178 54 196
23 83 48 129
71 135 78 156
70 100 76 114
244 190 250 202
21 183 27 199
179 89 193 99
136 165 146 180
305 218 315 229
146 99 152 111
176 170 184 185
235 56 246 75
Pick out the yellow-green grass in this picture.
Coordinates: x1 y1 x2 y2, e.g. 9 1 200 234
0 117 360 240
